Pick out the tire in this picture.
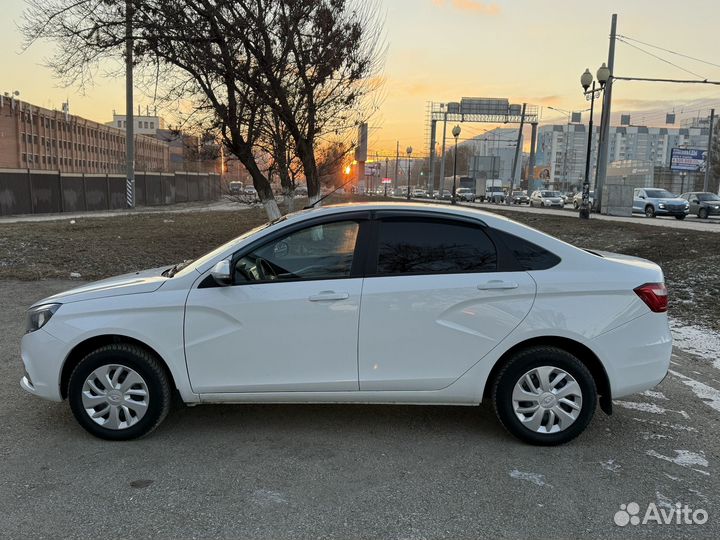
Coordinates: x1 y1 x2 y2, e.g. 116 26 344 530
675 215 686 220
492 346 597 446
699 208 709 219
68 343 172 440
573 201 579 210
645 205 656 218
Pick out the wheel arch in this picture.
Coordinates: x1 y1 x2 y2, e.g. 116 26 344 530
60 334 177 400
483 336 612 415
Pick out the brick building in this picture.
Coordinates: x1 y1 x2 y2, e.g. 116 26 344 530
0 97 169 173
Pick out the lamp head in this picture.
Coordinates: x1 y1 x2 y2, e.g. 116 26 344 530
597 63 610 87
580 68 593 91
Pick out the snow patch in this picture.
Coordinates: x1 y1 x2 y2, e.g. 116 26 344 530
632 417 697 432
669 369 720 414
509 469 552 488
600 459 621 472
670 319 720 369
252 489 288 504
614 400 690 419
646 450 710 476
640 390 668 401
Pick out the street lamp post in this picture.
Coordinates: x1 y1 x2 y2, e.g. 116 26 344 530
451 125 461 205
579 64 609 219
406 146 413 200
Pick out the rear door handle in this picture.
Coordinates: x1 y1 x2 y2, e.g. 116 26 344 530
309 291 350 302
477 280 519 290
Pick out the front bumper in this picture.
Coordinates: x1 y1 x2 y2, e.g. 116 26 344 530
20 328 66 402
655 206 689 216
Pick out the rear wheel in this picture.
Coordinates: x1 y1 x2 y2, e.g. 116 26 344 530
68 343 172 440
699 208 709 219
645 205 656 218
492 346 597 445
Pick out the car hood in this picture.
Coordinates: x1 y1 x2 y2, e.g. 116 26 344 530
655 198 687 205
34 266 170 306
700 200 720 207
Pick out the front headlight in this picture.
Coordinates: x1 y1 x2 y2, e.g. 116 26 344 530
658 203 666 209
713 205 720 210
25 303 61 334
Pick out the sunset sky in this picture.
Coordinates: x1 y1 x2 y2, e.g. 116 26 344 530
3 0 719 156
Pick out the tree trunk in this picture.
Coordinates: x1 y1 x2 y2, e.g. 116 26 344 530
296 137 321 204
234 143 280 220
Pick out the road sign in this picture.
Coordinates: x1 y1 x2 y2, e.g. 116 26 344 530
381 178 392 184
670 148 707 172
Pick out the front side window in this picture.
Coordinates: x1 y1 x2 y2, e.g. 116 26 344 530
235 221 359 283
376 219 497 276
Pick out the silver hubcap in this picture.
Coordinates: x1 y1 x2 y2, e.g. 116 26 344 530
512 366 583 433
81 364 149 430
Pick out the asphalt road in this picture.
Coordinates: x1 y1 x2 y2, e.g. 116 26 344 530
1 280 719 539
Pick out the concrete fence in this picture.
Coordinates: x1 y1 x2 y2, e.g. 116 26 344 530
0 169 221 216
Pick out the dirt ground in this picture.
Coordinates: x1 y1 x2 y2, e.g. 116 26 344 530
1 196 718 331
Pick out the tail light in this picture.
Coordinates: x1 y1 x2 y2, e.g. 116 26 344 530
634 283 668 313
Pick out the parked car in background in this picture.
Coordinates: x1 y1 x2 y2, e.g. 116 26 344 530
530 190 565 208
633 188 689 219
20 202 671 445
243 186 259 201
455 187 476 202
572 191 594 210
510 191 529 205
228 181 243 195
434 190 452 201
412 188 428 199
680 192 720 219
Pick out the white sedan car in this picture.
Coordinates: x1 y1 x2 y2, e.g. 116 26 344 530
20 203 671 445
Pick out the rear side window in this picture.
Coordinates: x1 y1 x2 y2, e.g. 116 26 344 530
494 230 560 271
376 219 497 275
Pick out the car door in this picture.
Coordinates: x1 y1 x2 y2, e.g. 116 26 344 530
357 215 536 391
632 189 644 213
184 216 369 394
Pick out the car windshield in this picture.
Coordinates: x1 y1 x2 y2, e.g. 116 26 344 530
541 191 560 197
512 192 524 196
645 189 675 198
457 188 470 192
698 193 720 201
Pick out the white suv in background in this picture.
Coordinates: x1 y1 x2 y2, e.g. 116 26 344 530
20 203 671 445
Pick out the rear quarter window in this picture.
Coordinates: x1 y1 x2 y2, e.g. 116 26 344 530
493 229 561 271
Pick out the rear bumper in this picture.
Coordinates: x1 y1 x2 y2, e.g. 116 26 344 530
591 312 672 399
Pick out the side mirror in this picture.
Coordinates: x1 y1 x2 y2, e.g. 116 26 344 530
638 195 645 199
211 260 232 286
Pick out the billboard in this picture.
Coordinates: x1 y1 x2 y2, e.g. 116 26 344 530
670 148 707 172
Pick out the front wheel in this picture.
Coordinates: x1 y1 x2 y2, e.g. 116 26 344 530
699 208 709 219
645 205 656 218
68 343 172 440
492 346 597 445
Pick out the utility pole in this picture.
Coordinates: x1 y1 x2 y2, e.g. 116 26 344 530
385 157 389 197
125 0 135 208
595 13 617 214
394 141 399 193
704 109 715 192
438 110 449 196
528 122 538 190
428 120 437 195
507 103 526 201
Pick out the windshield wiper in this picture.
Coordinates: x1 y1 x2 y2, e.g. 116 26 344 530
164 259 194 278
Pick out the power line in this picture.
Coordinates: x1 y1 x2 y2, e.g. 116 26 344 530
616 37 708 80
617 34 720 70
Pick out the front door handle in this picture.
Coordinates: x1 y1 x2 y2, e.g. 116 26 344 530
309 291 350 302
477 280 519 290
